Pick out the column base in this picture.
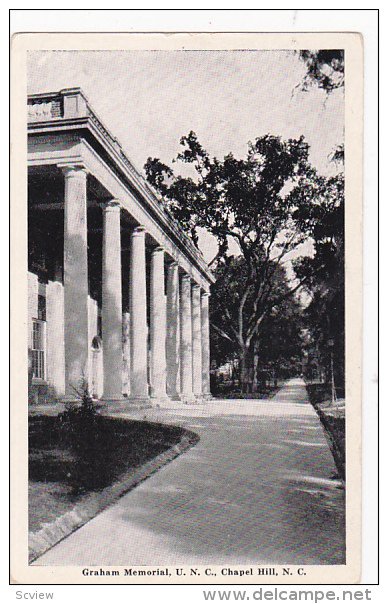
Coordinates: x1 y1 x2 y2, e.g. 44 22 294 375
101 395 127 404
193 394 206 404
98 397 152 413
167 393 182 402
191 393 213 404
201 393 213 401
180 394 197 405
150 396 174 408
125 396 152 409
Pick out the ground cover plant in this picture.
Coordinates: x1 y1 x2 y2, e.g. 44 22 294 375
29 412 193 533
306 383 345 480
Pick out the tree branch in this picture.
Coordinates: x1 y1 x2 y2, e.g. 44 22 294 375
211 323 234 344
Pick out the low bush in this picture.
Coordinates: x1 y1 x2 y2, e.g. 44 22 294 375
306 383 345 481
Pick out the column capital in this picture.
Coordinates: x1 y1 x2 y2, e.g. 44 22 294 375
201 291 211 298
168 260 179 270
192 283 201 292
59 163 88 177
132 225 146 236
151 245 165 255
101 199 121 212
181 273 191 284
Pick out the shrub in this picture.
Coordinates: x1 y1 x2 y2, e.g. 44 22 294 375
58 378 99 442
57 379 103 492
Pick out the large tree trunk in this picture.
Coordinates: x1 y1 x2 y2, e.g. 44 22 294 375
252 340 260 393
239 346 250 394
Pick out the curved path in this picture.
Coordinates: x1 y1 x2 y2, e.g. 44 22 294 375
35 379 345 566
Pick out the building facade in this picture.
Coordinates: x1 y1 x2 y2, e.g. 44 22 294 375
28 88 214 405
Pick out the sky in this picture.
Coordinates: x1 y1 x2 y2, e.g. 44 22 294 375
27 50 344 265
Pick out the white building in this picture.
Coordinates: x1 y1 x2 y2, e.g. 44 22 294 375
28 88 214 406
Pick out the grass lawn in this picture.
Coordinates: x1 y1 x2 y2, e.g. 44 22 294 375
306 383 345 481
29 415 194 534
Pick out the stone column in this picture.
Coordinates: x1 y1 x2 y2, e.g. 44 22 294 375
180 274 195 403
46 280 65 396
166 261 181 400
150 246 168 402
129 226 149 401
62 165 89 397
101 200 123 400
122 312 131 397
201 291 211 397
191 284 203 398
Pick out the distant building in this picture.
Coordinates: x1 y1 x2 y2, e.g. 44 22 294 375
28 88 214 405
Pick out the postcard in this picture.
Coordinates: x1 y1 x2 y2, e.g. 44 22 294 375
11 31 362 584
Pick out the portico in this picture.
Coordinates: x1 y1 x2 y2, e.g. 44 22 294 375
28 88 214 406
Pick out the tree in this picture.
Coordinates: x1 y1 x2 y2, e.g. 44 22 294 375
293 166 344 390
255 293 305 382
145 131 310 260
295 48 345 392
298 50 344 94
145 134 320 391
297 48 345 187
210 256 304 391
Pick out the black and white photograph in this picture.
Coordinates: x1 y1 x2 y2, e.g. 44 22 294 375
10 29 364 585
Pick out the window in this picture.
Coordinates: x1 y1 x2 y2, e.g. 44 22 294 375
38 294 46 321
31 319 46 379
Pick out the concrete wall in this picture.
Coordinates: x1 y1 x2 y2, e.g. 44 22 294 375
46 280 65 395
88 296 103 398
122 312 130 397
28 271 105 400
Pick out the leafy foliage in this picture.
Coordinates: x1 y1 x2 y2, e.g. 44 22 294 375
210 256 298 351
298 50 344 93
257 295 305 373
295 49 345 389
210 256 304 387
293 165 345 389
145 131 340 391
145 132 310 261
58 377 98 432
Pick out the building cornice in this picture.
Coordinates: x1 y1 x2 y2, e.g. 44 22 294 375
28 88 214 284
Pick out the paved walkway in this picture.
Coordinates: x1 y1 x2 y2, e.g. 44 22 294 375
34 379 345 566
